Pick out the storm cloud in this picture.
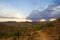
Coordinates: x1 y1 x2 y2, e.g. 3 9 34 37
27 0 60 21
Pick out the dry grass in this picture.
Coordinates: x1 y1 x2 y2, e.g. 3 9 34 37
0 18 60 40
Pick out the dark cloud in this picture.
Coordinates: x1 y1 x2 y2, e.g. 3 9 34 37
27 3 60 22
54 0 60 4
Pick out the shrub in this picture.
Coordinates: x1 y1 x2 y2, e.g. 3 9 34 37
57 18 60 22
58 36 60 40
0 32 5 38
14 31 23 38
46 22 54 27
37 25 44 30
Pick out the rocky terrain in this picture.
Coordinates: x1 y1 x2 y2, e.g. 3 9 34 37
0 18 60 40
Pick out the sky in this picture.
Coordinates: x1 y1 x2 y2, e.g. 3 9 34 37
0 0 60 19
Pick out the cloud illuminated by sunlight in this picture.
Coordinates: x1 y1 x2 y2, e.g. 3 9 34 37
0 18 32 22
0 3 25 19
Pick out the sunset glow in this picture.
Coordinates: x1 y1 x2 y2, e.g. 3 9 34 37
40 19 46 22
49 18 56 21
0 18 32 22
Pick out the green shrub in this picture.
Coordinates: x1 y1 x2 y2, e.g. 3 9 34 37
0 32 5 38
37 25 44 30
46 22 54 27
14 31 23 38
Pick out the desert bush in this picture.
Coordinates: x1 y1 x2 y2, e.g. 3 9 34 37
14 31 19 37
0 32 5 38
58 36 60 40
46 22 54 27
56 18 60 22
37 25 44 30
27 37 34 40
31 25 44 31
13 31 23 38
